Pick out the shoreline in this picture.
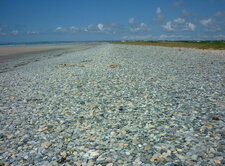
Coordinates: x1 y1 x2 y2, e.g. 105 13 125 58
0 43 100 73
0 43 94 57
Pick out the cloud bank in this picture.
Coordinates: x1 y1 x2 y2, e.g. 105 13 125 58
162 18 195 31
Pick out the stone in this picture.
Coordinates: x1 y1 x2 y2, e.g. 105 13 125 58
106 163 113 166
144 145 151 151
105 157 113 162
148 125 156 129
41 141 51 148
191 155 198 160
88 105 98 109
118 106 124 111
0 132 6 139
213 159 221 164
90 151 100 157
47 161 59 166
87 160 94 166
164 126 170 129
60 151 67 158
23 155 29 160
37 126 48 132
212 116 220 120
221 159 225 164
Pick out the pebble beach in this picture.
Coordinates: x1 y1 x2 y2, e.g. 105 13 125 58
0 43 225 165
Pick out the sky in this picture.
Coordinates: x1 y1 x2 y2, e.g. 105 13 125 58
0 0 225 43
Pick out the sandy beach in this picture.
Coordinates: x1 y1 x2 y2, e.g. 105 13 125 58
0 43 225 165
0 43 100 73
0 45 58 57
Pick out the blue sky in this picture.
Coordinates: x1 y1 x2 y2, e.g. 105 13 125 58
0 0 225 43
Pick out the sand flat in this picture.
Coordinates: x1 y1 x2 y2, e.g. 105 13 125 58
0 43 100 73
0 44 82 57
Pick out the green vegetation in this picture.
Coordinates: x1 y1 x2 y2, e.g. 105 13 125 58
111 41 225 50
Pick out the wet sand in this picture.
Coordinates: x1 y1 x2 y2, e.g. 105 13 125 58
0 43 100 73
0 45 59 57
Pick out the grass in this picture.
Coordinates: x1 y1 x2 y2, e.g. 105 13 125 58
111 41 225 50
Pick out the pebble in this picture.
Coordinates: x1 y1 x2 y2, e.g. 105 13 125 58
89 151 100 158
0 43 224 165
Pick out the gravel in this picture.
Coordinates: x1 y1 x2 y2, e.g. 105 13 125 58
0 43 225 165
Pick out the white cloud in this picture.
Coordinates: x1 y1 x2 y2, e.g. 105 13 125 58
128 18 150 33
174 18 185 24
83 24 95 32
162 21 174 31
130 22 150 32
128 17 135 25
181 9 189 16
55 26 67 33
200 18 212 26
155 7 164 22
56 27 62 31
172 1 183 7
156 8 161 15
11 30 19 35
69 26 79 32
162 18 195 31
185 23 195 31
200 18 221 32
82 23 120 33
215 11 225 18
54 26 80 33
97 24 104 31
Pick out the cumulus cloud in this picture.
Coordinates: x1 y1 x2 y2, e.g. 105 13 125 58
156 7 161 15
81 23 120 33
185 23 195 31
162 18 195 31
128 17 150 33
11 30 19 35
54 26 80 33
174 18 185 24
69 26 79 32
83 24 95 32
155 7 164 22
55 27 66 33
162 22 174 31
200 18 221 32
130 23 149 32
180 9 196 17
181 9 189 16
200 18 212 26
97 24 104 31
128 17 135 25
215 11 225 18
172 0 183 7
